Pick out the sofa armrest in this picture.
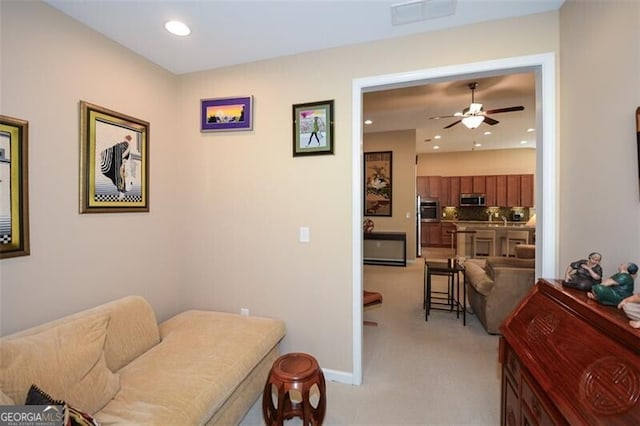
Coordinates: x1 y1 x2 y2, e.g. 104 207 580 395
484 266 535 329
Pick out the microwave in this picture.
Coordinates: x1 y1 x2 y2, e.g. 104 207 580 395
459 194 486 206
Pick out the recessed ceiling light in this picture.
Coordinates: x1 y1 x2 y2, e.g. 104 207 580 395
433 145 440 150
364 119 373 125
483 131 491 135
165 20 191 36
520 140 527 144
527 128 535 132
434 135 441 139
474 142 482 147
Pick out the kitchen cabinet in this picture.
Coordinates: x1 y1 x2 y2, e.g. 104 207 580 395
496 175 508 206
424 222 442 247
460 175 486 194
417 176 441 199
506 174 534 207
485 175 497 206
441 222 457 249
440 177 450 206
450 177 460 207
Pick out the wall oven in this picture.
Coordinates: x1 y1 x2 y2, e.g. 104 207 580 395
420 199 440 222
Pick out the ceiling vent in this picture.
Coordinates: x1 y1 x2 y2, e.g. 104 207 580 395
391 0 457 26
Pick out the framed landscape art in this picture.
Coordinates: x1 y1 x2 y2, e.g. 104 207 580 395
364 151 392 216
80 101 149 213
0 115 30 259
292 100 334 157
201 96 253 132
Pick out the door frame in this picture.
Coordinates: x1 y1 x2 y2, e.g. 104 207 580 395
351 53 557 385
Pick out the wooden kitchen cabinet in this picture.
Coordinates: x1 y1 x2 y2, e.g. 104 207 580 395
440 177 450 206
485 175 497 206
506 174 534 207
450 176 460 207
496 175 508 207
424 222 442 247
441 222 457 249
460 175 485 194
520 174 534 207
417 176 441 199
500 279 640 425
473 175 486 193
506 175 521 207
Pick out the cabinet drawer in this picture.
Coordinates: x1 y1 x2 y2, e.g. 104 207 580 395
504 346 521 389
521 375 556 426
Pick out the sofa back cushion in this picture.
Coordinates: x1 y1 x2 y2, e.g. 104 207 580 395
0 314 120 413
465 261 495 296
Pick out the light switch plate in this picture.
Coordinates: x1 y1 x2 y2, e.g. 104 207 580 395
299 227 310 242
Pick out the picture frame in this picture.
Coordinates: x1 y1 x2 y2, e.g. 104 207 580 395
79 101 149 213
292 100 334 157
0 115 30 259
364 151 392 217
201 96 253 132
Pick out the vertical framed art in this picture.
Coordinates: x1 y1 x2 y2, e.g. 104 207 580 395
364 151 392 216
292 100 334 156
201 96 253 132
0 115 30 259
79 101 149 213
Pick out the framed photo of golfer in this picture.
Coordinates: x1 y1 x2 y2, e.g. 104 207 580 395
292 100 334 157
0 115 30 259
79 101 149 213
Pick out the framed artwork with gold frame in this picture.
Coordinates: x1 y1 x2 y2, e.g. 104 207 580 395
80 101 149 213
0 115 30 259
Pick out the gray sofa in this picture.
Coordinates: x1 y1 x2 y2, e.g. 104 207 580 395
464 256 535 334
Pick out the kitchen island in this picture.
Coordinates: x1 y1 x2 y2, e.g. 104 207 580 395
453 221 535 258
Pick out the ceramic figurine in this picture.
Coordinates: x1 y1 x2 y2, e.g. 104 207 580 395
588 262 638 306
618 293 640 329
563 252 603 291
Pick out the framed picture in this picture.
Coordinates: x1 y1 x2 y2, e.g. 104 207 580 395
292 100 334 157
0 115 30 259
364 151 392 216
201 96 253 132
79 101 149 213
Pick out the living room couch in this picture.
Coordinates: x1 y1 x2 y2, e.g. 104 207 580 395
0 296 286 425
464 256 535 334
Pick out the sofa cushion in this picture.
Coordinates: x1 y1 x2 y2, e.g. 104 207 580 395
465 261 495 296
485 256 535 269
0 314 120 414
95 311 285 425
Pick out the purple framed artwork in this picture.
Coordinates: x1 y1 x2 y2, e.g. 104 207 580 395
201 96 253 132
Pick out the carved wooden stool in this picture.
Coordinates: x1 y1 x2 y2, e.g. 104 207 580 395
262 352 326 425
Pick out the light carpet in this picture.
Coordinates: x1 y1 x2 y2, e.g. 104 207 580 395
240 258 501 425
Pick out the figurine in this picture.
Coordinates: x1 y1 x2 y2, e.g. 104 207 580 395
587 262 638 306
563 252 603 291
618 294 640 329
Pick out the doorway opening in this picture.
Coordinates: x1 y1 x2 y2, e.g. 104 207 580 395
351 54 557 385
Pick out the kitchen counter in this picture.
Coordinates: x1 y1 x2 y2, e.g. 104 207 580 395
454 222 534 257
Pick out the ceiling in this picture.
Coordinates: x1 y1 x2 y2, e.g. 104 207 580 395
45 0 560 153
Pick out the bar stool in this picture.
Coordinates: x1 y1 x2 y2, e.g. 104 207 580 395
505 230 529 257
262 353 326 426
473 229 496 258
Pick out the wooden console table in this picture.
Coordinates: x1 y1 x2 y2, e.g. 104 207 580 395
363 232 406 267
500 279 640 425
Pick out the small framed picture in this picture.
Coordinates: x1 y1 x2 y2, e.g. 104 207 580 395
79 101 150 213
292 100 334 157
0 115 30 259
201 96 253 132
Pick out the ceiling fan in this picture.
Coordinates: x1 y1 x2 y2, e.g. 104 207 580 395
430 82 525 129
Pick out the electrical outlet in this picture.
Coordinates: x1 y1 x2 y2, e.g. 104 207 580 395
241 308 249 317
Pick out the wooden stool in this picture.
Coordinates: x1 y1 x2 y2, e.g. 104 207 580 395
262 352 327 425
363 290 383 326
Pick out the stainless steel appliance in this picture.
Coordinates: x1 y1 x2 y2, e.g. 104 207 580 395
459 194 486 206
420 199 440 221
416 196 422 257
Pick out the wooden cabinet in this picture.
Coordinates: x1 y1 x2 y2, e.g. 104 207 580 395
440 177 450 206
485 175 497 206
450 177 460 207
460 175 486 194
506 174 534 207
423 222 442 247
496 175 508 207
441 222 457 248
417 176 441 199
500 279 640 425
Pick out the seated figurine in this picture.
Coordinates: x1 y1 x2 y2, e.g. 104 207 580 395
587 262 638 306
618 294 640 328
563 252 603 291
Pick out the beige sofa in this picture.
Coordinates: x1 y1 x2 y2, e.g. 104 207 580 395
0 296 286 425
464 256 535 334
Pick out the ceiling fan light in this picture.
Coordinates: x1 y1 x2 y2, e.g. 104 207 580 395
462 115 484 129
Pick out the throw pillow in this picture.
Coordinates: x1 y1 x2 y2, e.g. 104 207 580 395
0 314 120 414
25 384 100 426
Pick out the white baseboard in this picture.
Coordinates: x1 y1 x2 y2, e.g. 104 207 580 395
321 368 356 385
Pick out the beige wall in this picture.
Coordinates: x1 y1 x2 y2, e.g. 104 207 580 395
364 130 417 262
417 149 536 176
7 0 637 377
559 1 640 279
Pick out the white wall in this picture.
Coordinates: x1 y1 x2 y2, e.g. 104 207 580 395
7 0 635 379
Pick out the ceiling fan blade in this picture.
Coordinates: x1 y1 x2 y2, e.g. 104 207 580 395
429 115 457 120
444 120 461 129
485 106 524 114
484 116 499 125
